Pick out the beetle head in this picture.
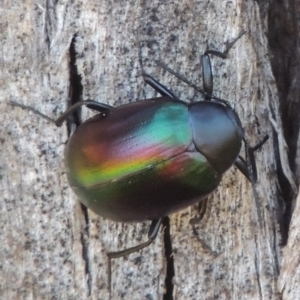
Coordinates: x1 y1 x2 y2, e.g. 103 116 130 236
189 102 244 174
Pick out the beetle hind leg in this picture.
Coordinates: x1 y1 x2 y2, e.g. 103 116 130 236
107 218 162 259
107 218 162 291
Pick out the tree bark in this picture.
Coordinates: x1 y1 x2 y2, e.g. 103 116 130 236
1 1 298 299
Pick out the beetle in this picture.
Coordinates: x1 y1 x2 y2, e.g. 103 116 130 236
10 31 267 261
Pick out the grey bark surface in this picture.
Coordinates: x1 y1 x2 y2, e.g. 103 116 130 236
1 1 299 300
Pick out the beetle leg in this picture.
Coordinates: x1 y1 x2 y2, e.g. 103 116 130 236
107 218 162 260
235 134 269 182
191 225 219 258
201 30 245 100
155 60 231 106
244 135 269 182
201 54 213 100
189 199 208 225
235 156 251 181
156 31 245 104
107 218 162 292
10 99 112 127
204 30 245 59
189 201 219 257
142 73 179 99
138 45 179 99
237 135 269 229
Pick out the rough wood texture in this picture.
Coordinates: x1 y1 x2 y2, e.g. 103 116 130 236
1 1 299 299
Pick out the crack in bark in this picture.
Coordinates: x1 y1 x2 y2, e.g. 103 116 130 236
254 236 263 300
267 0 300 245
162 217 175 300
69 34 92 296
68 34 83 132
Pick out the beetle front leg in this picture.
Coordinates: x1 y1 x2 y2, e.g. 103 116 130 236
235 135 269 182
10 99 112 127
244 135 269 182
201 30 246 100
142 73 179 99
235 135 269 229
156 30 245 104
203 30 246 59
138 46 179 99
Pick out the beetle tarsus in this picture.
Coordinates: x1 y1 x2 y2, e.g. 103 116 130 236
190 199 208 225
9 101 57 125
204 30 246 58
191 225 219 258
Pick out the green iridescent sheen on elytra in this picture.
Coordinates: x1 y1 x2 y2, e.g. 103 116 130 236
65 101 191 188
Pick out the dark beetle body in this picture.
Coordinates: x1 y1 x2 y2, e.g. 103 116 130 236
65 97 244 222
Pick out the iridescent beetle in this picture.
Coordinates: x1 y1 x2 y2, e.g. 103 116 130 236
11 31 267 262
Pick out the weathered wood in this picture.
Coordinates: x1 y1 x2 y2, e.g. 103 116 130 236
1 1 298 299
278 188 300 299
